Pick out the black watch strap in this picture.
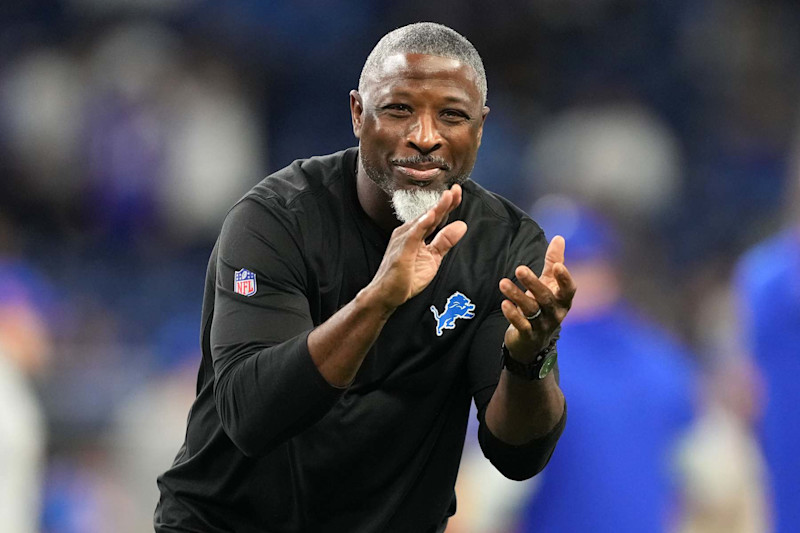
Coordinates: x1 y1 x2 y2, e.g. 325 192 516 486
501 340 558 380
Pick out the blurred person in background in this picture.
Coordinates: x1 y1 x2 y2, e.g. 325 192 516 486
0 20 264 247
674 358 769 533
731 129 800 533
108 315 199 533
522 101 690 334
450 214 769 533
0 17 266 532
81 21 265 245
449 100 685 532
525 103 683 222
0 221 51 533
156 23 575 532
514 197 697 533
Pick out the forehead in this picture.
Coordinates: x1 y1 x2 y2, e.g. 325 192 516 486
364 53 482 105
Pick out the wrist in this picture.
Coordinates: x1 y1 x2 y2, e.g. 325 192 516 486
502 340 558 381
355 284 397 320
504 338 550 364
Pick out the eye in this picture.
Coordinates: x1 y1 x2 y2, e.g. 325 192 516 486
441 109 470 123
382 103 412 116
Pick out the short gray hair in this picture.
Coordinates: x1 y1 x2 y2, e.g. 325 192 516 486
358 22 487 105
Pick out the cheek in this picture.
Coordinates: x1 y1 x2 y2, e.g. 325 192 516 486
359 126 392 165
454 133 481 162
363 121 401 153
371 120 402 143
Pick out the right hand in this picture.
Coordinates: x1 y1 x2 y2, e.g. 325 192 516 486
367 184 468 312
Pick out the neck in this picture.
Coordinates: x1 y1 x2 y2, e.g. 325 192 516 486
355 156 402 233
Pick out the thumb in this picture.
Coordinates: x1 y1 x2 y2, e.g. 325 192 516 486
428 221 468 257
541 235 565 278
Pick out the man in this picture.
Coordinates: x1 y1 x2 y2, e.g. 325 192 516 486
156 22 574 532
516 198 696 533
0 262 49 533
733 178 800 533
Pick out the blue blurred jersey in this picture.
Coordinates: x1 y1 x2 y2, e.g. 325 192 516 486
735 228 800 533
518 303 696 533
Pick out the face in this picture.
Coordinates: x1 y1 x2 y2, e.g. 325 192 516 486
350 53 489 215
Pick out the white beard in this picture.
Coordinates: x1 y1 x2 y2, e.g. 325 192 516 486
391 189 444 223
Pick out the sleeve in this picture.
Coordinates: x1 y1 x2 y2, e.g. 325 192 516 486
466 219 567 480
210 197 344 457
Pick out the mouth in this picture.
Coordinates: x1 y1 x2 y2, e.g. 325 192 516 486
391 156 451 185
394 165 443 184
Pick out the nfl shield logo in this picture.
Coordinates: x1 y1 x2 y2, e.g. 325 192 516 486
234 268 257 297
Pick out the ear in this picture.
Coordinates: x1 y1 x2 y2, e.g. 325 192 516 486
350 90 364 139
476 105 490 147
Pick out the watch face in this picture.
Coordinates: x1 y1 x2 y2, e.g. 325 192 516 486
538 353 558 379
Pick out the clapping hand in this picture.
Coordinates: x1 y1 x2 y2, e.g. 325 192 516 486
499 236 576 361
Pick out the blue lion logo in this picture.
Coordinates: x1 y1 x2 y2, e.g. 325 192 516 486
430 291 476 337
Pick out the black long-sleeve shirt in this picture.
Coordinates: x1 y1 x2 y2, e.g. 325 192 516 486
155 148 565 532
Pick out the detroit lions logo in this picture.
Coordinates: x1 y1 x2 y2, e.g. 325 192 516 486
430 291 476 337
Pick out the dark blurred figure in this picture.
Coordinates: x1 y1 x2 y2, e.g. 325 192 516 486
516 197 697 533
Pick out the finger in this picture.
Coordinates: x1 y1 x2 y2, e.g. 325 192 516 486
428 220 467 257
401 184 461 229
541 235 565 280
499 277 540 319
514 266 558 316
388 208 436 259
553 262 577 307
501 298 535 334
423 184 463 236
413 192 450 241
427 185 463 237
414 188 451 232
449 183 462 209
403 184 462 245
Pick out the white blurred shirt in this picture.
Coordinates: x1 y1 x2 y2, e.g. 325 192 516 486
0 351 44 533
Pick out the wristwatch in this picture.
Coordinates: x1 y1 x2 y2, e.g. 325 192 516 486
501 340 558 380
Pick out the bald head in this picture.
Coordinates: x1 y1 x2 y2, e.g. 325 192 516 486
359 22 487 105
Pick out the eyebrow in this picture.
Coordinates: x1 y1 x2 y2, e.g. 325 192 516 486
440 95 471 105
380 90 472 106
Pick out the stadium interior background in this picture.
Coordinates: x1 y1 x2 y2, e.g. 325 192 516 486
1 1 798 531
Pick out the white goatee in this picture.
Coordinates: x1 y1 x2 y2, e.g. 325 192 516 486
391 189 444 223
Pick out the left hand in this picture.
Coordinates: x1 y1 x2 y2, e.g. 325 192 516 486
366 184 467 312
499 235 576 362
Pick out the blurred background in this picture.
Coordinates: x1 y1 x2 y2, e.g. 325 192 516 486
1 1 798 532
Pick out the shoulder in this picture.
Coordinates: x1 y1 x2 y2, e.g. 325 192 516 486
461 180 543 235
242 148 357 211
216 149 356 250
457 181 548 274
220 148 357 233
735 228 800 298
460 181 545 254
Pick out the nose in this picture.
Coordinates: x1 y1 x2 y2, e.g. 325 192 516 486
407 112 442 154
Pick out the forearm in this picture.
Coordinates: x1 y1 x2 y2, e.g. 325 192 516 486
213 284 394 455
215 282 400 455
307 284 395 387
485 369 565 445
478 384 566 480
214 331 344 456
474 356 566 480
